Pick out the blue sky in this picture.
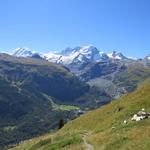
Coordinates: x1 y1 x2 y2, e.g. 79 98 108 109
0 0 150 58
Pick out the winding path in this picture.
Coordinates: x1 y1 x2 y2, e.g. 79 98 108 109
82 132 94 150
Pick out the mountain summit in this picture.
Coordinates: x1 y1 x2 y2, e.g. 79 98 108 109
12 47 45 59
12 47 36 57
108 51 127 60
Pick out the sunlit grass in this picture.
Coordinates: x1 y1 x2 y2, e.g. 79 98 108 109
13 81 150 150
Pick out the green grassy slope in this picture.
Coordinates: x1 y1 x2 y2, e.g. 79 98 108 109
13 80 150 150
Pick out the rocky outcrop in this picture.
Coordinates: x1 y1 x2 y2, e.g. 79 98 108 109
131 109 150 121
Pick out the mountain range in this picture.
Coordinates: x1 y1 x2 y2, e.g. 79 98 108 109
11 46 140 64
0 46 150 149
10 46 150 99
2 46 150 102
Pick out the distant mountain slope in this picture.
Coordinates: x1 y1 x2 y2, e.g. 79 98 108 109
0 54 111 149
80 60 150 99
0 54 88 102
11 47 150 95
13 80 150 150
11 46 150 92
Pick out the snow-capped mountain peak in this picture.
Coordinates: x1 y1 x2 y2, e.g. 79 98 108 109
73 46 99 59
108 51 127 60
12 47 44 59
44 45 108 64
67 46 109 63
12 47 36 57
